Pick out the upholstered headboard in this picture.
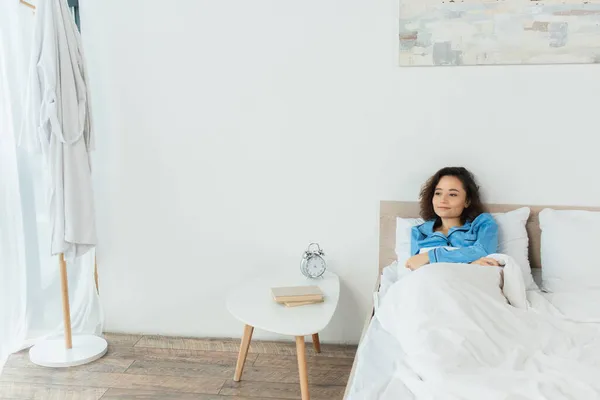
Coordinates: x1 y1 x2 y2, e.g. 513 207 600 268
379 201 600 274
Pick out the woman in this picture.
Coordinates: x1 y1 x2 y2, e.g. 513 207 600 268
405 167 501 271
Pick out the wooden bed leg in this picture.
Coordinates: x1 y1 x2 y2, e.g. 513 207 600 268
312 333 321 353
296 336 310 400
234 325 254 381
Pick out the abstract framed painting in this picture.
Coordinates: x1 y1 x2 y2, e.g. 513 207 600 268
398 0 600 66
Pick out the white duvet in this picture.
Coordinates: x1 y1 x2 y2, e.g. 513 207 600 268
346 256 600 400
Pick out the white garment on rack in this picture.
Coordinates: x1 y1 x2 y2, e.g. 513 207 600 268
20 0 96 260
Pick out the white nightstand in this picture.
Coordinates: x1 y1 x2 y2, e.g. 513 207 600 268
226 270 340 400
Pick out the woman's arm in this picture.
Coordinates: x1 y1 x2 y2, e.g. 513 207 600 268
429 219 499 264
405 226 430 270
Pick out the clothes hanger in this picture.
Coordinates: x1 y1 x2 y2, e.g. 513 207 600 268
20 0 36 10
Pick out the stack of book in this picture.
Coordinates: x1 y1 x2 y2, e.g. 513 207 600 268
271 285 324 307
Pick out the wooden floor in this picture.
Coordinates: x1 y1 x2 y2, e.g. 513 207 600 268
0 333 357 400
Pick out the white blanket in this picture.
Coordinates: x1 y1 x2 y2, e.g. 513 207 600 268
347 257 600 400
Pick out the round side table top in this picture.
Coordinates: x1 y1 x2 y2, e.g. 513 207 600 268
226 270 340 337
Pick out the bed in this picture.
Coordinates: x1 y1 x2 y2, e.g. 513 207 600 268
343 201 600 400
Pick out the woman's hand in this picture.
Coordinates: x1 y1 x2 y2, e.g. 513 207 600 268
471 257 501 267
405 253 430 271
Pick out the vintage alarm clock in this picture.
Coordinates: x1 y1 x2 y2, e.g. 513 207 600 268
300 243 327 278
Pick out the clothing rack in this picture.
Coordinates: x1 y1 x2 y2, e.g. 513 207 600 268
19 0 79 353
22 0 106 368
19 0 98 351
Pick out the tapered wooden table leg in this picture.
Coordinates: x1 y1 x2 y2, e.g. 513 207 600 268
234 325 254 381
296 336 310 400
311 333 321 353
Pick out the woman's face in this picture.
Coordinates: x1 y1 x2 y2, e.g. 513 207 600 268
432 175 469 219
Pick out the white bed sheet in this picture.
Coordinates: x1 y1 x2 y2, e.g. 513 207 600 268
348 261 600 400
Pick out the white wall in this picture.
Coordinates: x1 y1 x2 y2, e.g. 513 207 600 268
81 0 600 344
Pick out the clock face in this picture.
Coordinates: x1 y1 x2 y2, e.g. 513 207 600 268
307 256 326 277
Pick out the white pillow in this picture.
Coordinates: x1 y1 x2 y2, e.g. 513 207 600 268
395 207 535 289
395 217 424 267
492 207 535 290
539 208 600 292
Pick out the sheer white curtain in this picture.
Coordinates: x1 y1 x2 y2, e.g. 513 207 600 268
0 1 103 368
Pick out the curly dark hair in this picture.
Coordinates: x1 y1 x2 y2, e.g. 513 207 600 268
419 166 486 224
